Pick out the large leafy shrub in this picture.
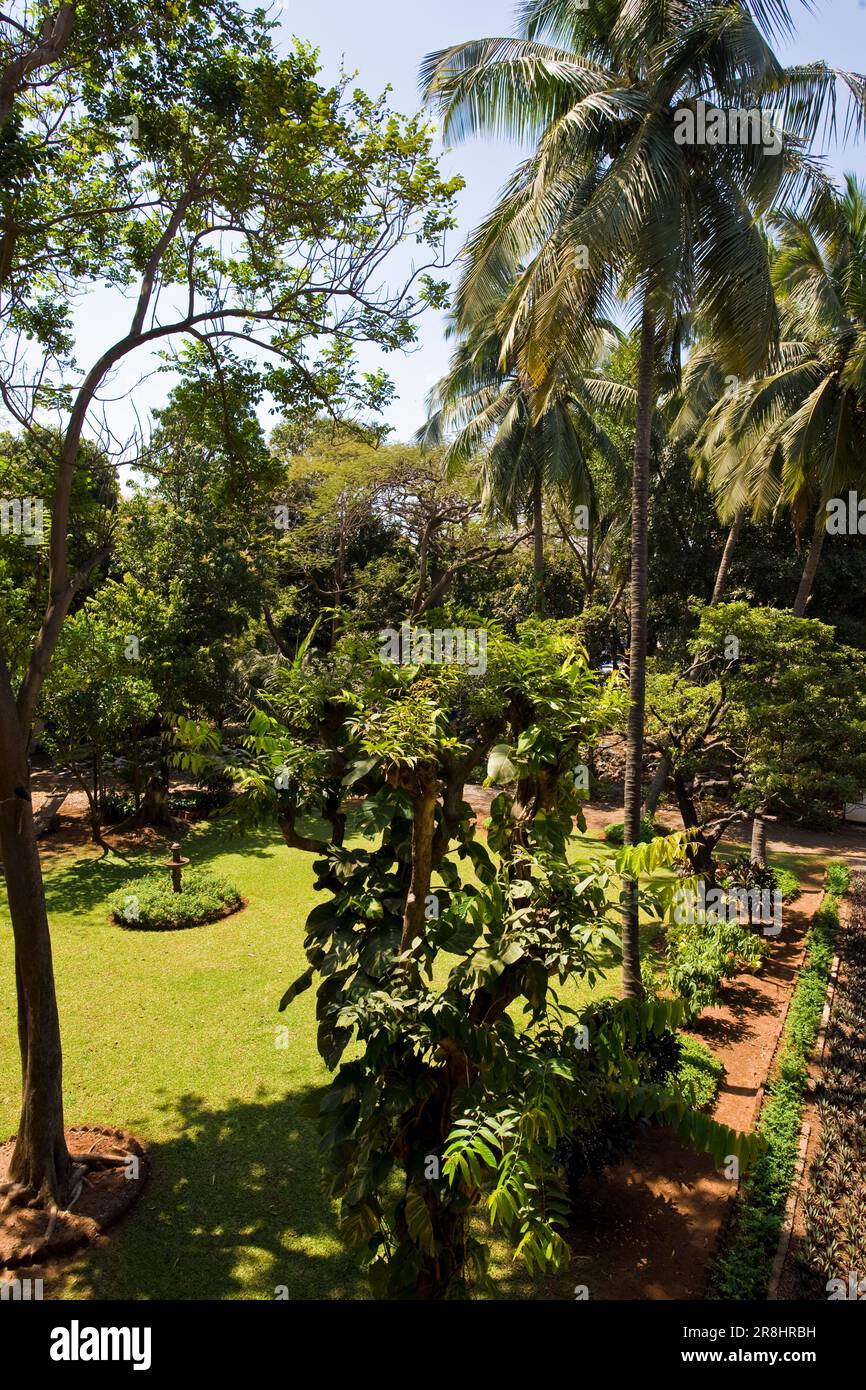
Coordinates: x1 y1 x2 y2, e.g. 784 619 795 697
177 618 762 1298
662 916 768 1022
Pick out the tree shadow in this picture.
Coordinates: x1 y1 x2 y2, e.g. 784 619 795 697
58 1087 364 1301
41 827 289 918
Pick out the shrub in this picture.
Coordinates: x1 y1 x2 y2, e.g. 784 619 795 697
108 867 242 930
825 861 850 897
604 817 657 845
771 866 801 902
99 791 136 824
662 916 768 1022
677 1035 725 1111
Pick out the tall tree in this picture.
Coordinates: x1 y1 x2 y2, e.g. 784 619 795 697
421 0 863 994
420 298 625 613
701 175 866 617
0 5 458 1212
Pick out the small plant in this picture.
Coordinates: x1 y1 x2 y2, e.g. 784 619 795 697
604 817 657 845
108 867 242 930
99 791 136 825
825 861 850 897
677 1034 725 1112
662 915 768 1022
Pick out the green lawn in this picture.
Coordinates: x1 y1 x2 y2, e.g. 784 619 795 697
0 817 815 1300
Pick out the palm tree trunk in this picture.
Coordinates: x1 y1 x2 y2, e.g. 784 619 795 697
532 467 544 614
750 812 767 867
793 512 827 617
711 507 746 604
621 299 655 1000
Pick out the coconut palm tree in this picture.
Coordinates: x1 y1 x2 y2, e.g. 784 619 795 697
700 174 866 616
421 0 863 994
420 298 630 612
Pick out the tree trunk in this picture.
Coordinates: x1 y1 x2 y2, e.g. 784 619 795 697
647 514 739 825
621 299 656 999
0 681 72 1206
750 813 767 867
793 512 827 617
532 467 545 615
642 753 668 819
401 781 438 953
711 507 746 605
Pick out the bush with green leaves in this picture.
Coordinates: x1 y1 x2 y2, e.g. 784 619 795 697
176 618 763 1299
662 915 768 1022
604 817 657 845
108 868 242 931
677 1034 725 1112
825 861 850 897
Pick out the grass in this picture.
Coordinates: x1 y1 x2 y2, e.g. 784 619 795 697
0 816 821 1300
1 823 364 1300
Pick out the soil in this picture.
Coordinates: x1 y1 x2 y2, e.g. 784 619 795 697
552 869 826 1300
0 1126 149 1271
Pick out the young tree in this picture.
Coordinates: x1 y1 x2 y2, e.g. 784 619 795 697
178 620 759 1298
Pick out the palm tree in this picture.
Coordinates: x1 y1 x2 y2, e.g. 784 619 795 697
420 300 629 613
421 0 862 995
700 174 866 616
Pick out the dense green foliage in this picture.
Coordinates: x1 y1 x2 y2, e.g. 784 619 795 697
108 867 241 931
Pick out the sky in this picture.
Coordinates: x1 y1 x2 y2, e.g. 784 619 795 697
54 0 866 451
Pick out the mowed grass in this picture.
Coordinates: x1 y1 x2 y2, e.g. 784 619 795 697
0 823 363 1301
0 816 816 1300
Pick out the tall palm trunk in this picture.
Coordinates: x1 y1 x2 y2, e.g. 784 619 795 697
621 300 655 999
793 511 827 617
750 811 767 867
532 466 545 614
711 507 746 604
0 672 72 1206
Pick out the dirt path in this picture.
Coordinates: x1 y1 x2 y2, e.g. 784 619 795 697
556 866 827 1300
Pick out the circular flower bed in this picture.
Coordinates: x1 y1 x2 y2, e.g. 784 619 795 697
108 868 243 930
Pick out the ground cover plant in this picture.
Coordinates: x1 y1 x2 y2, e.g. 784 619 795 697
108 867 242 931
710 864 849 1299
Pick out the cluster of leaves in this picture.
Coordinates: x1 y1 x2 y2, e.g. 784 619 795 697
661 915 768 1024
711 878 843 1299
717 855 800 905
108 867 241 931
677 1034 726 1114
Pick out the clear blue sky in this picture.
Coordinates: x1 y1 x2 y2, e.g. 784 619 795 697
68 0 866 449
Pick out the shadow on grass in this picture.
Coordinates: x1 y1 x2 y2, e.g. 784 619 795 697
41 828 285 918
59 1086 364 1301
